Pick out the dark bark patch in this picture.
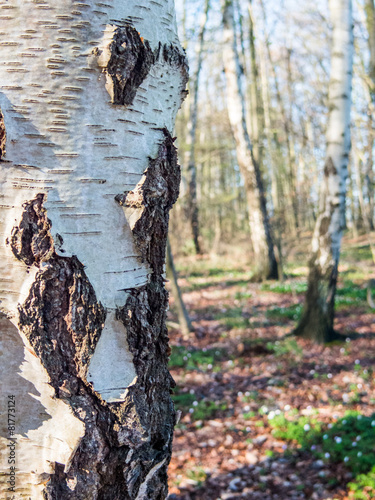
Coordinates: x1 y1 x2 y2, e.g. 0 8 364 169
0 107 5 160
10 193 54 266
319 216 330 236
18 254 106 390
114 129 181 498
324 157 337 177
96 26 188 107
104 26 154 106
116 128 180 271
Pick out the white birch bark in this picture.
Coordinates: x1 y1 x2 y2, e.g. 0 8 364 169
222 0 278 280
295 0 353 342
0 1 187 498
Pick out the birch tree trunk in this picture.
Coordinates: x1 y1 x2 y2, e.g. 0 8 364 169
248 0 265 171
222 0 278 281
365 0 375 229
0 1 187 498
294 0 353 343
185 0 210 255
366 0 375 103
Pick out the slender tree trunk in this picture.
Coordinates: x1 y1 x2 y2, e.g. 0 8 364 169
259 0 299 234
366 0 375 102
185 0 210 255
365 0 375 229
0 1 187 498
166 240 194 336
248 0 265 170
294 0 353 343
352 138 375 262
222 0 278 280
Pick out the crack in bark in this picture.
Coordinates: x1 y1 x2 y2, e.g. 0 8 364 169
0 107 5 160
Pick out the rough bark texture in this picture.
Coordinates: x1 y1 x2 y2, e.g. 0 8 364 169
0 108 5 160
294 0 353 343
10 133 180 499
104 26 155 106
222 0 278 281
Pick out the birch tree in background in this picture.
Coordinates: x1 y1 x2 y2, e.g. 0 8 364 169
365 0 375 229
294 0 353 343
366 0 375 103
185 0 210 255
222 0 278 280
0 0 187 498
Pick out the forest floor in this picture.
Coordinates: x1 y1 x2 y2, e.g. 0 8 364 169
166 235 375 500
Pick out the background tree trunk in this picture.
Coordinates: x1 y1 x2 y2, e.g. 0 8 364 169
222 0 278 281
0 1 187 498
365 0 375 229
185 0 210 255
294 0 353 343
166 239 194 336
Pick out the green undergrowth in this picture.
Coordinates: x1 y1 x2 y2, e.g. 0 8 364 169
186 466 207 486
269 410 375 498
214 306 251 329
266 304 303 322
172 390 228 422
342 244 373 262
266 338 303 358
169 346 228 370
261 281 307 294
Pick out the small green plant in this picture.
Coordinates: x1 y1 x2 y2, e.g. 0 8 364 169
189 400 228 421
348 466 375 499
214 307 250 330
172 391 196 410
335 281 367 307
255 420 265 427
341 245 373 262
266 338 303 358
269 411 375 480
172 390 228 421
169 346 226 370
261 282 307 294
242 391 260 403
234 290 253 300
266 304 303 322
269 413 323 446
186 466 207 486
